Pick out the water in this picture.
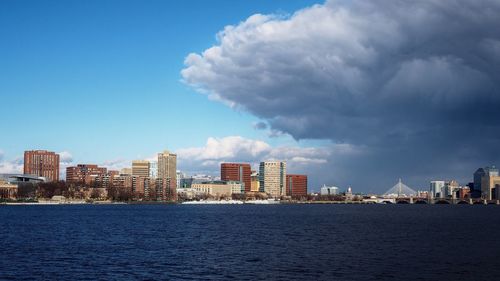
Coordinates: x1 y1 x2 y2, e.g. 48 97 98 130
1 204 499 280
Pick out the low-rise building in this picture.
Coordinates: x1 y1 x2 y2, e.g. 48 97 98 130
191 181 243 198
320 185 339 196
250 171 260 192
286 174 307 197
0 179 18 199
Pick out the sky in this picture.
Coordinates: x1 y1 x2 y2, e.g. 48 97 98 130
1 0 500 193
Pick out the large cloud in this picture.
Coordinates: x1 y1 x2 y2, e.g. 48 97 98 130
176 136 356 189
182 0 500 192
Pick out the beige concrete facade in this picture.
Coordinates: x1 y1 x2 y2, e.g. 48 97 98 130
191 181 242 197
158 150 177 188
132 160 150 178
259 161 286 198
250 171 260 192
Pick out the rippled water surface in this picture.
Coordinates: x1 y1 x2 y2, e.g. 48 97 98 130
1 204 500 280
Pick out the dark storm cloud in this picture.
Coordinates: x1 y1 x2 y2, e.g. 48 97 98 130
182 0 500 192
253 121 268 130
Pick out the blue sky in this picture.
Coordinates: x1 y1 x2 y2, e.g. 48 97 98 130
0 0 321 162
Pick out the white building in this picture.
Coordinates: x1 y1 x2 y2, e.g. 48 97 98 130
320 185 339 196
430 181 445 198
149 161 158 179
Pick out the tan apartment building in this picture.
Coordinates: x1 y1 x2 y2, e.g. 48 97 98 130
158 150 177 188
132 160 150 178
259 161 286 198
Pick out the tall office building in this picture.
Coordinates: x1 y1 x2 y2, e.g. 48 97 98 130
149 161 158 179
221 163 251 192
480 166 500 200
286 174 307 197
24 150 60 182
444 180 459 198
259 161 286 198
132 160 150 178
473 168 486 198
430 181 445 198
158 150 177 188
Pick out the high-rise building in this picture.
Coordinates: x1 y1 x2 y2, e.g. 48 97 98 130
158 150 177 188
176 171 184 188
481 166 500 200
149 161 158 179
259 161 286 198
444 180 459 198
250 171 260 192
430 181 445 198
221 163 251 192
286 174 307 197
66 164 107 185
132 160 150 178
473 168 486 198
24 150 60 182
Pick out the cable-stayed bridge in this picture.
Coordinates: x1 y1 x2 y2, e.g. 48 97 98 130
383 179 417 198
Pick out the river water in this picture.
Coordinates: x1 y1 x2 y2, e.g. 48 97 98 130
1 204 499 280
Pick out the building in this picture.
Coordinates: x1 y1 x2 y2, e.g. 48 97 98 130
250 171 260 192
320 185 338 196
0 174 45 199
24 150 60 182
158 150 177 188
458 186 471 199
155 177 175 201
473 168 486 198
66 164 107 185
345 186 353 199
176 171 185 188
259 161 286 198
132 160 150 178
444 180 459 198
430 181 445 199
480 166 500 200
221 163 251 193
91 170 119 189
179 177 194 188
149 161 158 179
0 179 17 199
286 174 307 197
191 181 243 197
120 167 132 175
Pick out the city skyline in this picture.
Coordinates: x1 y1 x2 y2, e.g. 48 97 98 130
1 0 500 194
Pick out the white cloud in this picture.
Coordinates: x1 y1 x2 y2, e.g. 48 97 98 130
177 136 271 162
175 136 359 179
100 159 131 171
0 152 23 174
58 151 73 164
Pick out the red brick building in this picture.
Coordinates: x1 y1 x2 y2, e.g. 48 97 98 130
24 150 60 182
286 174 308 197
221 163 251 192
66 164 107 185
